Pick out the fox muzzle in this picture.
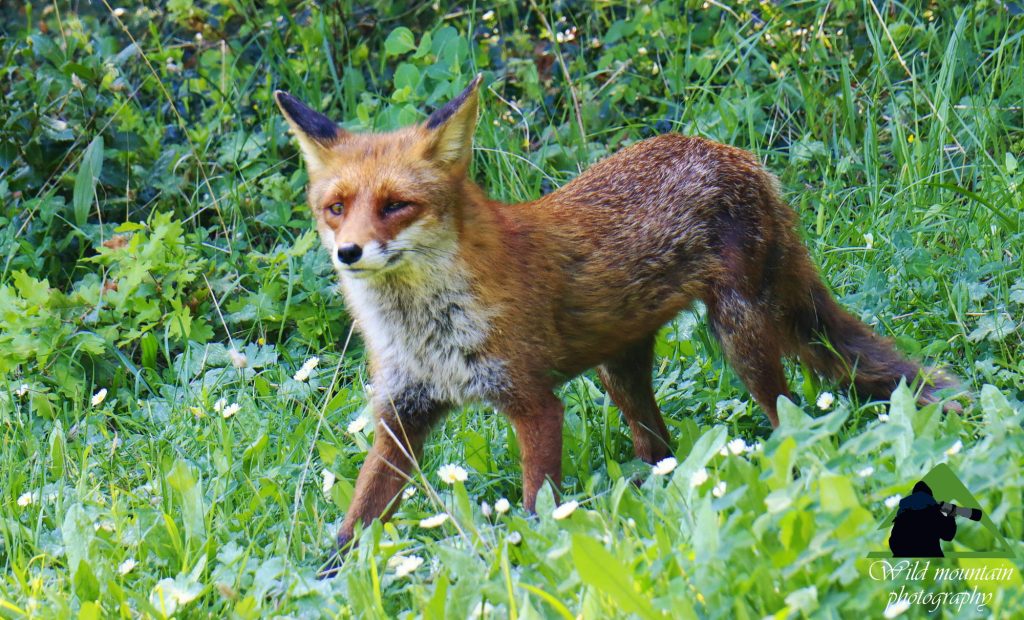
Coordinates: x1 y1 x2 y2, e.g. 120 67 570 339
337 243 363 265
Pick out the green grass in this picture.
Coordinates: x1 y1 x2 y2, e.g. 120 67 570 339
1 1 1023 618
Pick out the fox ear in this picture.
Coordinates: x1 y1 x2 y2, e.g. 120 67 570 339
275 90 345 171
423 74 483 170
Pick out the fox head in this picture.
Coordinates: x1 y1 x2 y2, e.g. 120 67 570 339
275 76 482 280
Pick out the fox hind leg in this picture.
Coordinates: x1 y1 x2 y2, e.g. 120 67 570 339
708 290 791 427
598 336 674 464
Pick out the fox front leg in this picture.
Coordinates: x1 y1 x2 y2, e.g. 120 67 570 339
321 387 446 577
506 391 565 512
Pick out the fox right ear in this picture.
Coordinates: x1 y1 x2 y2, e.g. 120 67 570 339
274 90 345 172
422 74 483 170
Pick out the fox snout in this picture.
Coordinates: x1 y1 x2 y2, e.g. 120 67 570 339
336 243 362 265
330 238 397 274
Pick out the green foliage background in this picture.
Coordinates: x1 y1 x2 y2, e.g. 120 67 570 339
1 0 1022 617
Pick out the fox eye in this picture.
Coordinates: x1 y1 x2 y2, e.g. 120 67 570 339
326 202 345 216
381 201 412 217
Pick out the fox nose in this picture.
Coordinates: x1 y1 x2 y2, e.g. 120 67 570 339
336 243 363 265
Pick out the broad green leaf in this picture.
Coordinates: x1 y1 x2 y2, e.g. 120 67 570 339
384 27 416 57
776 396 811 429
62 503 95 574
166 458 206 539
463 429 490 473
767 437 797 490
818 474 860 513
571 534 660 619
49 420 65 478
680 425 726 470
981 384 1016 430
73 136 104 227
73 561 100 602
78 601 102 620
888 380 916 465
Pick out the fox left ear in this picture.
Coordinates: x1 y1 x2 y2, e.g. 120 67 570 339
423 74 483 170
275 90 346 172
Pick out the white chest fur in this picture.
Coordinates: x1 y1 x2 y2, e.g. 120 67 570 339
340 261 506 407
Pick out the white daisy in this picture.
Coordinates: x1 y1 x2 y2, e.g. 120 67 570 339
507 531 522 545
712 481 727 498
91 388 107 407
118 558 137 575
816 391 835 410
690 468 709 488
494 498 510 514
885 495 901 509
470 601 497 619
651 457 677 476
419 513 449 529
857 466 875 478
883 599 910 618
221 403 240 418
322 470 336 495
727 438 748 455
346 414 369 434
437 464 468 485
213 398 227 414
480 501 492 517
293 356 320 382
228 349 248 369
552 500 579 520
17 492 36 507
390 555 423 578
945 440 963 456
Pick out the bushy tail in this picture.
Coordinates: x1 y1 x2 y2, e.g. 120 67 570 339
791 278 961 411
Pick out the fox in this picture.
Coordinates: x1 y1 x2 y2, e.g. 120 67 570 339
274 75 960 571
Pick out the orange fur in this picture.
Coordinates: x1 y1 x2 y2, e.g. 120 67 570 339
276 79 961 573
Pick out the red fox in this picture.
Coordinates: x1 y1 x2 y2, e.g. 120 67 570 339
275 75 960 568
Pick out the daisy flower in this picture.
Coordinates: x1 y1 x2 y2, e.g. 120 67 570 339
322 470 336 495
419 513 449 529
389 555 423 578
346 414 369 434
437 464 468 485
651 457 677 476
816 392 835 410
727 438 748 455
293 356 320 382
552 500 578 520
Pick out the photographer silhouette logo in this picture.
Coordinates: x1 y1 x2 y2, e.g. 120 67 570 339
864 464 1020 615
871 463 1013 560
